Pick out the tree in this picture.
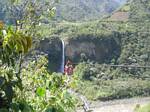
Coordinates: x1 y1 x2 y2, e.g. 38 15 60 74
6 0 56 36
0 1 77 111
0 19 32 111
130 0 150 21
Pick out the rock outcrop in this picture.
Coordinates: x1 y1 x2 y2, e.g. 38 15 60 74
65 36 121 63
35 35 121 72
36 37 62 72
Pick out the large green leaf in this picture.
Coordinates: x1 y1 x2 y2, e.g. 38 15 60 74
36 87 46 97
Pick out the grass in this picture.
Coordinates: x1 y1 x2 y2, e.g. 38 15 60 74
135 103 150 112
77 79 150 101
74 63 150 101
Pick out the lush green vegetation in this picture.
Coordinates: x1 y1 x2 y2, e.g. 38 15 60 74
40 0 150 102
74 62 150 100
27 0 150 102
0 0 126 22
0 0 150 111
0 0 78 111
54 0 126 21
135 103 150 112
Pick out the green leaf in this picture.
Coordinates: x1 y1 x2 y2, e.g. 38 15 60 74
26 36 32 49
16 81 23 91
36 87 46 97
20 37 28 53
57 102 65 112
22 104 33 112
45 108 54 112
18 102 34 112
10 103 20 112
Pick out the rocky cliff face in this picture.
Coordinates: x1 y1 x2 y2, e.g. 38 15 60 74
65 36 121 64
36 35 121 71
36 37 62 72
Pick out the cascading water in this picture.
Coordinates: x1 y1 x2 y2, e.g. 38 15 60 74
59 39 65 73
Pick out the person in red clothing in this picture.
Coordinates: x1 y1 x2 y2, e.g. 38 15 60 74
64 60 73 75
68 64 73 75
64 64 69 75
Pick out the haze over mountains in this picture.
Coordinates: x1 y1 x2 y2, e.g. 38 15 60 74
55 0 127 21
0 0 127 22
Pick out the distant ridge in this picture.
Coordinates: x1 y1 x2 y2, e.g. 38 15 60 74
55 0 127 22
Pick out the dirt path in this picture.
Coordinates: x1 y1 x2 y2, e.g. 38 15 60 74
77 97 150 112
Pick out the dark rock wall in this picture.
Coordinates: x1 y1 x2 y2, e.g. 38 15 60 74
65 36 121 64
37 38 62 72
36 35 121 72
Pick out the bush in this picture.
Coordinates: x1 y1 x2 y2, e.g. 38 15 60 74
77 79 150 101
0 56 77 112
74 62 150 101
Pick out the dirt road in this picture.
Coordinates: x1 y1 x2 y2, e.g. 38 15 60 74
77 97 150 112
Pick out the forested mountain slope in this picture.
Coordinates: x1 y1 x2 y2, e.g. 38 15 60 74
0 0 127 22
55 0 127 21
44 0 150 73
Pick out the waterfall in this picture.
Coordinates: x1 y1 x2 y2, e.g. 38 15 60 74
59 39 65 73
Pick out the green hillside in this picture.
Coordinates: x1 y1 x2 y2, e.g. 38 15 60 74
41 0 150 100
0 0 150 111
0 0 127 23
55 0 127 21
